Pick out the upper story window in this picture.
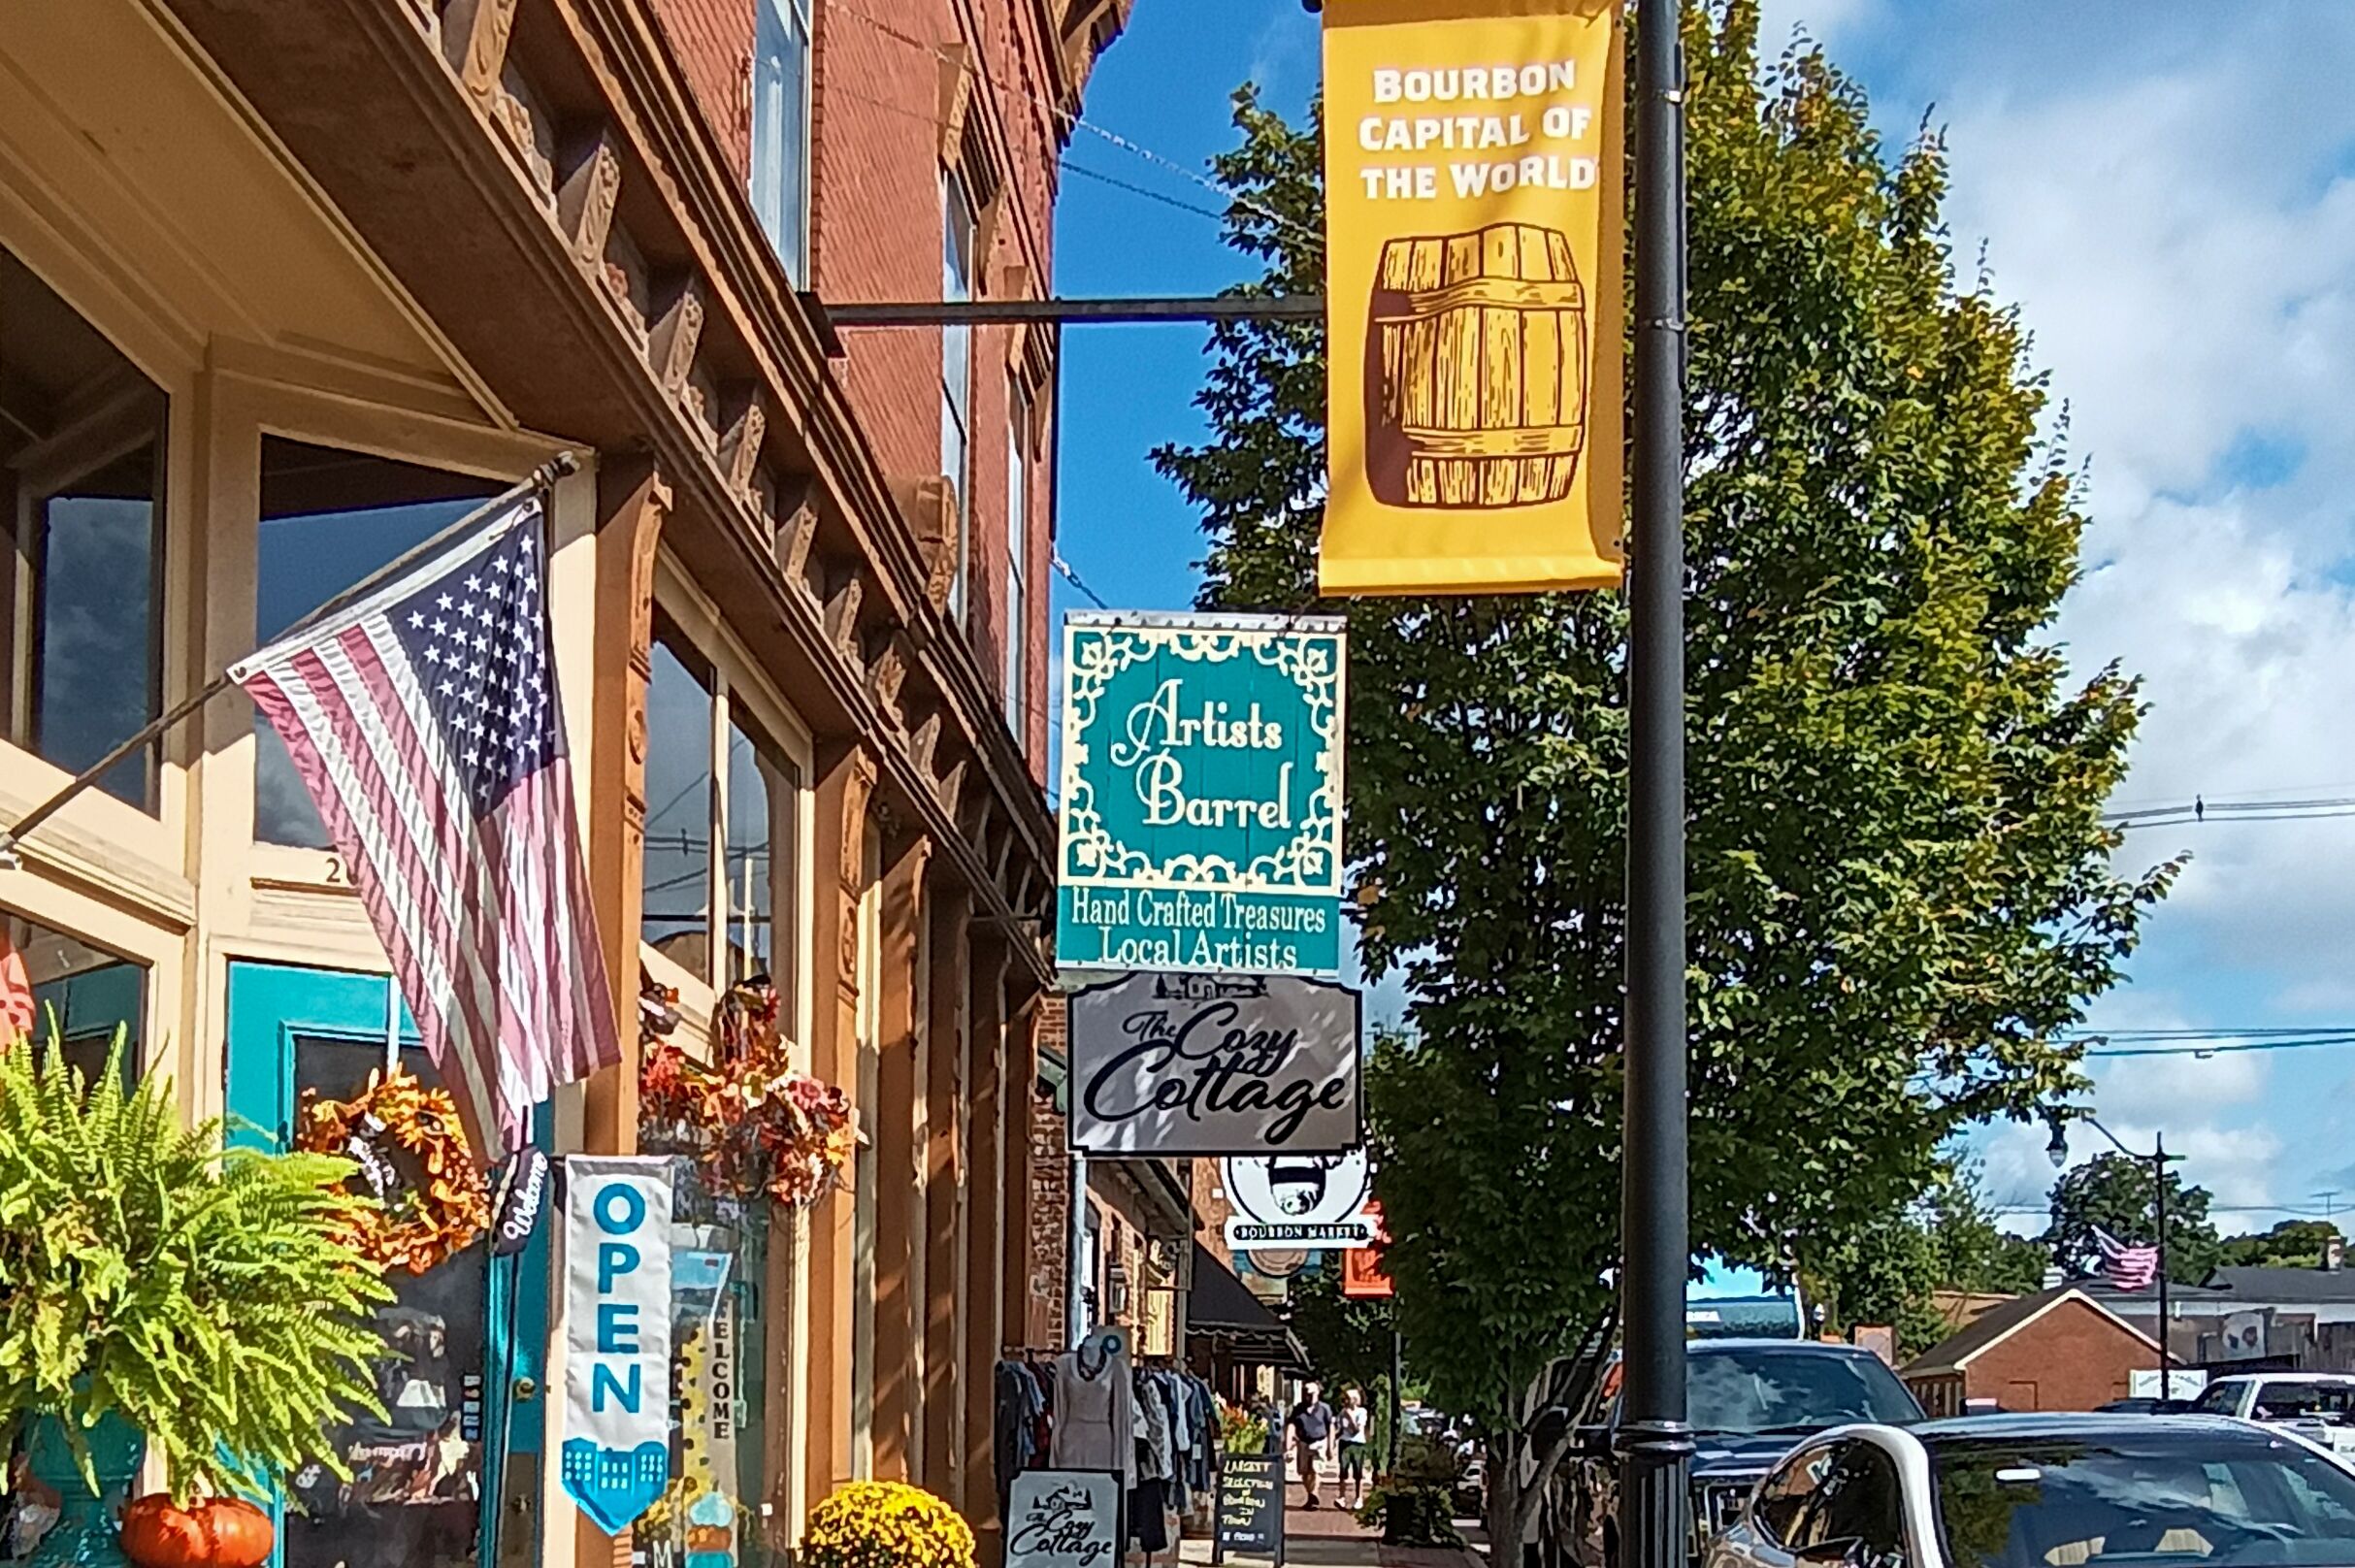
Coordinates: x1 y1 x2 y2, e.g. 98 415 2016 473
1004 379 1030 741
0 245 167 813
750 0 813 285
940 169 976 624
252 439 499 846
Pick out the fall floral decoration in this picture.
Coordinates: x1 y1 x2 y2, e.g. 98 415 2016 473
297 1068 490 1274
801 1482 974 1568
639 978 855 1208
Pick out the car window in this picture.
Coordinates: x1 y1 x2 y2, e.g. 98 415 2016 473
1686 1348 1923 1435
2192 1383 2243 1416
1756 1442 1840 1548
2250 1381 2355 1422
1932 1430 2355 1568
1808 1442 1907 1562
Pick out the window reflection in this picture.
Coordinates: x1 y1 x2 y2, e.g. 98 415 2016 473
253 440 499 847
1 913 146 1088
0 245 166 812
723 720 773 988
643 629 714 971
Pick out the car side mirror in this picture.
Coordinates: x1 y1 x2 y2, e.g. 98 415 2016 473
1574 1424 1613 1458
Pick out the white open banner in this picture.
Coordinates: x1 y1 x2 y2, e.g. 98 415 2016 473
560 1157 674 1536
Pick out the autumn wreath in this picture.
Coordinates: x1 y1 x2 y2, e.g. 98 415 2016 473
296 1068 491 1273
639 979 856 1208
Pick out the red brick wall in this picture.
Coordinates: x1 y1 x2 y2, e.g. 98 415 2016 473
644 0 1078 781
1029 1081 1068 1346
1962 1299 2153 1412
646 0 752 180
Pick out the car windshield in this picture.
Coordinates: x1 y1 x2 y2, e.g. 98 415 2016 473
1684 1347 1922 1435
1932 1429 2355 1568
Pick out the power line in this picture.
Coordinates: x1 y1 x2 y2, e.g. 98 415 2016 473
2106 792 2355 831
1064 160 1235 225
1054 552 1109 609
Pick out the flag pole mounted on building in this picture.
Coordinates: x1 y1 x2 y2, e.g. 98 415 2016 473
0 451 618 1165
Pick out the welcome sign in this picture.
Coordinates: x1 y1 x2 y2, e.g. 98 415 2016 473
561 1157 674 1537
1058 612 1346 976
1067 972 1362 1155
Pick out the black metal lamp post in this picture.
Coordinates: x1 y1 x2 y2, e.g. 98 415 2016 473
2048 1112 2178 1388
1619 6 1693 1568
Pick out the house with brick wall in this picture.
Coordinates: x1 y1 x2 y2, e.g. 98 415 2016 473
1904 1287 2163 1416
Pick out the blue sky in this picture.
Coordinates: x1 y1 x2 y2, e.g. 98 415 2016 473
1052 2 2355 1241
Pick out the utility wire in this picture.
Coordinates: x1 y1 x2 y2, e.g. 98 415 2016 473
1054 552 1109 609
2106 792 2355 830
1064 160 1237 226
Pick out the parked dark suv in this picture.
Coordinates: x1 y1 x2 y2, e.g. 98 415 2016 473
1540 1338 1925 1567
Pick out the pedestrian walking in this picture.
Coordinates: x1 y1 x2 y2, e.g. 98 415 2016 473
1289 1381 1335 1509
1336 1386 1371 1508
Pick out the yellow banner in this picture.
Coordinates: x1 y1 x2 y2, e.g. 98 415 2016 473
1320 0 1625 597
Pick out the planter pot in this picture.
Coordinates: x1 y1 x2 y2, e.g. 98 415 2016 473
23 1411 146 1568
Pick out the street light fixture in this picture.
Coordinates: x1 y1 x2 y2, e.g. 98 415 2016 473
2044 1108 2178 1391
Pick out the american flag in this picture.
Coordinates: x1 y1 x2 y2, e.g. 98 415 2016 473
231 494 620 1160
2093 1225 2161 1291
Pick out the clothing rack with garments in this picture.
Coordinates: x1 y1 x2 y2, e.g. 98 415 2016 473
987 1334 1218 1560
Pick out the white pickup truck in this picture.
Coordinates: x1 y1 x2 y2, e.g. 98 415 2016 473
2189 1371 2355 1454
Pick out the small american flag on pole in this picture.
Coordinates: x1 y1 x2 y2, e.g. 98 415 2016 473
231 492 620 1160
2093 1225 2160 1291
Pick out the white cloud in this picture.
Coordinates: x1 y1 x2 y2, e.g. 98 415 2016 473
1894 5 2355 1213
1755 0 1877 51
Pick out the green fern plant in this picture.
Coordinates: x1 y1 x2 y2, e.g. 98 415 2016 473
0 1026 392 1497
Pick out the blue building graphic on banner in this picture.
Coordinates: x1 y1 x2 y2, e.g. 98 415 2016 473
1057 612 1347 977
562 1438 672 1536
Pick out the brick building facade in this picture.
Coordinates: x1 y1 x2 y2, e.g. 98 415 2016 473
1905 1288 2163 1416
0 0 1125 1564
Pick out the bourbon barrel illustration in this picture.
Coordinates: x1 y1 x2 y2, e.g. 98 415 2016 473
1364 221 1588 509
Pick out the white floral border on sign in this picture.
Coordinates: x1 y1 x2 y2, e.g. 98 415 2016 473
1060 622 1344 896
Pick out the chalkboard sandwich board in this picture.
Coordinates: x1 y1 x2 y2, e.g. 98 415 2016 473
1214 1454 1285 1564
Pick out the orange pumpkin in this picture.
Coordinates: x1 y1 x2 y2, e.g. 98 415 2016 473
200 1499 275 1568
118 1494 275 1568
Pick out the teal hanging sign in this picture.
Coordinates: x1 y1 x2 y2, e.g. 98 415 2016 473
1058 611 1347 976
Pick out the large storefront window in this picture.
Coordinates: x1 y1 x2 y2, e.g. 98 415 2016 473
643 1163 774 1568
253 439 500 847
640 614 801 1022
643 631 716 970
0 245 167 812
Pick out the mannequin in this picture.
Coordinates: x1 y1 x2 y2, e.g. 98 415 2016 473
1048 1326 1135 1486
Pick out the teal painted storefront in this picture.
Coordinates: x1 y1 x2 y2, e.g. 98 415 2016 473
222 962 548 1568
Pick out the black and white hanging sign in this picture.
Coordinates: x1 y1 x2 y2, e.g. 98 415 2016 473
1066 972 1362 1155
1005 1470 1125 1568
1221 1148 1377 1251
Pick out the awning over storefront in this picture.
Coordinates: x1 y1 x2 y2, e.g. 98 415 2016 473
1187 1242 1310 1371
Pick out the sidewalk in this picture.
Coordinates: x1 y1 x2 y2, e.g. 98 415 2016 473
1168 1482 1487 1568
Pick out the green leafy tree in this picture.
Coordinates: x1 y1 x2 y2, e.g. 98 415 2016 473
1812 1161 2050 1356
2044 1150 2223 1286
1285 1258 1395 1392
0 1030 391 1496
1157 5 2175 1553
2219 1220 2342 1270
